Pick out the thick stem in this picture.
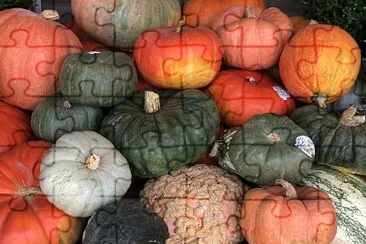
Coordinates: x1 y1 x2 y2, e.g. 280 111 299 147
63 100 72 108
40 10 60 21
86 154 101 171
144 91 160 113
176 16 186 33
245 7 256 18
312 94 327 109
275 179 297 199
20 186 43 199
267 132 280 143
340 106 366 126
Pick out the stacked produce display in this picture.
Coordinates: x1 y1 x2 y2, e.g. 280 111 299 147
0 0 365 243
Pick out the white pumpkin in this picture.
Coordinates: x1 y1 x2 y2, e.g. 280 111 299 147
40 131 132 217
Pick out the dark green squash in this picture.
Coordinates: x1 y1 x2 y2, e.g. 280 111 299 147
31 96 104 142
60 51 137 107
100 89 220 178
210 113 314 185
291 104 366 176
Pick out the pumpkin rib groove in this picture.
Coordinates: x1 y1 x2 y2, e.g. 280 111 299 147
27 199 51 241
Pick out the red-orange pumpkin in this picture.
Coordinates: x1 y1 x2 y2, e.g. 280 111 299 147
0 141 83 244
208 69 295 126
241 179 337 244
0 9 82 110
183 0 265 28
213 6 292 70
0 101 34 153
63 19 89 41
81 38 111 52
134 23 223 89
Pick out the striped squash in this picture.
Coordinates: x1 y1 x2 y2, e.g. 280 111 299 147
300 165 366 243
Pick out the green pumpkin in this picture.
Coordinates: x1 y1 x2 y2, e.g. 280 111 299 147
100 89 220 178
31 96 104 142
211 114 315 185
60 51 137 107
291 105 366 176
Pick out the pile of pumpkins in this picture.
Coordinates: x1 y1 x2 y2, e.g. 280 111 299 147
0 0 365 243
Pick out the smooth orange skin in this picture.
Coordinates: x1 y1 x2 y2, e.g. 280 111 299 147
208 69 295 126
0 141 83 244
279 24 361 106
241 186 337 244
0 9 82 110
183 0 265 28
134 26 223 89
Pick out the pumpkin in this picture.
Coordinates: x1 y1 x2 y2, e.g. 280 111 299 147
100 89 220 178
0 9 82 110
31 96 104 142
291 105 366 176
82 199 169 243
40 131 132 217
63 18 89 41
289 16 312 34
241 179 337 244
279 24 362 108
0 101 34 153
213 6 292 70
0 141 83 244
135 76 155 92
60 51 137 107
210 113 314 185
133 23 223 89
183 0 265 28
71 0 181 50
141 164 247 243
208 69 296 126
81 38 110 52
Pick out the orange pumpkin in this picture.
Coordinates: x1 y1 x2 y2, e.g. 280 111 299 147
279 24 361 108
183 0 265 28
289 16 312 34
134 22 223 89
241 179 337 244
63 18 89 41
0 9 82 110
213 6 292 70
208 69 296 126
0 141 83 244
81 38 110 52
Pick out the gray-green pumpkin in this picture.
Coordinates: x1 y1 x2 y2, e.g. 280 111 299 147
31 96 104 142
211 113 314 185
60 51 137 107
100 89 220 178
291 104 366 176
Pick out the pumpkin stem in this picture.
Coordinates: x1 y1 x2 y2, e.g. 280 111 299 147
86 154 101 171
340 106 366 127
246 76 257 84
63 100 72 108
267 132 280 143
275 179 297 199
20 186 43 199
40 10 60 21
312 94 327 109
144 91 160 113
245 7 256 18
176 16 186 33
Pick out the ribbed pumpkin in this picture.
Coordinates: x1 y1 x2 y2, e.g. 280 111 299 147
100 89 220 178
183 0 265 28
31 96 104 142
0 141 83 244
134 23 223 89
71 0 181 50
0 9 82 110
279 24 361 108
213 6 292 70
291 105 366 176
60 51 137 107
0 101 33 153
208 69 296 126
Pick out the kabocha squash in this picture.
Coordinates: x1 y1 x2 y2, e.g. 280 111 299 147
141 164 247 243
241 179 337 244
71 0 181 50
0 9 82 110
0 101 33 153
279 24 361 108
60 51 137 107
100 89 220 178
40 131 132 217
300 164 366 244
210 113 314 185
82 199 169 244
31 96 104 142
213 6 292 70
134 22 223 89
0 141 83 244
183 0 265 28
208 69 296 126
291 105 366 175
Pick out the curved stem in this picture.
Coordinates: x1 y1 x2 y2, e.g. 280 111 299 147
275 179 297 199
20 186 43 199
340 106 366 126
246 77 257 84
86 154 101 171
40 10 60 21
312 94 327 109
176 16 186 33
63 100 72 108
144 91 160 113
